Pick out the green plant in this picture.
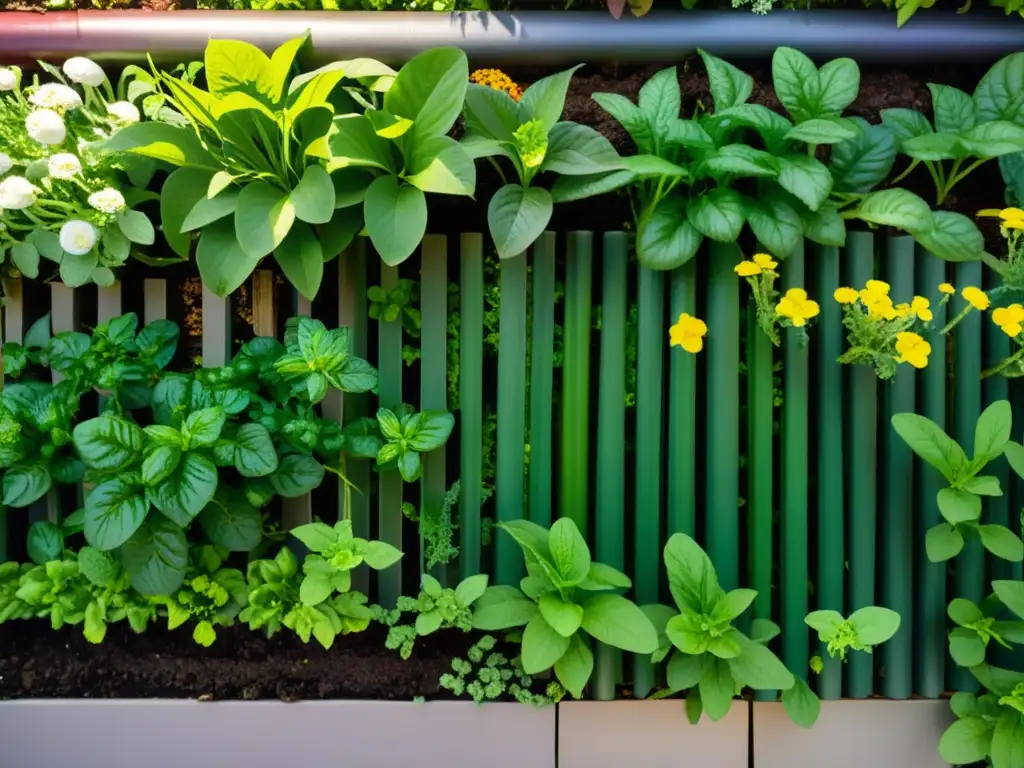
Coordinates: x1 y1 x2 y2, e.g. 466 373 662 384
0 562 33 622
439 634 551 706
368 279 421 331
471 518 658 699
273 317 378 404
402 480 460 568
892 400 1024 563
804 607 901 661
461 66 623 259
14 558 87 630
376 405 455 482
291 519 403 604
385 573 488 658
881 54 1024 207
150 545 247 646
1003 153 1024 207
77 545 157 642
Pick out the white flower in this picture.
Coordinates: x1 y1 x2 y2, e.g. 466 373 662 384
0 176 38 210
0 153 12 176
48 153 82 180
62 57 105 88
26 109 67 146
59 220 98 256
29 83 83 112
0 68 17 92
106 101 140 125
88 187 126 214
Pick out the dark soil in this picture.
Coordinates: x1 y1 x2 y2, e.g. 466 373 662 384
0 621 478 700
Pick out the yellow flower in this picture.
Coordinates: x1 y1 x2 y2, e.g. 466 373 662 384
1006 217 1024 231
962 286 990 311
833 287 858 304
939 283 955 295
894 331 931 369
735 261 762 277
978 207 1024 231
775 288 820 327
910 296 933 322
669 313 708 354
469 68 523 101
862 291 897 320
895 303 910 319
993 304 1024 338
865 279 891 295
752 253 777 270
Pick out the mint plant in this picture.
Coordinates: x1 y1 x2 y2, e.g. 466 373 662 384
376 405 454 482
291 520 403 605
461 66 623 259
384 573 488 659
472 518 658 699
273 317 378 405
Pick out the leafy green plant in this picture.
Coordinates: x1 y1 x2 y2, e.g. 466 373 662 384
368 279 421 330
892 400 1024 563
385 573 488 658
471 518 658 699
376 405 454 482
273 317 378 404
15 558 87 630
150 545 246 646
0 562 33 622
402 480 461 568
461 66 623 259
77 545 156 642
439 633 551 706
291 519 403 605
804 607 901 661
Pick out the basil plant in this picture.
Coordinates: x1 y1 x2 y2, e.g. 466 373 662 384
472 518 658 699
461 66 624 259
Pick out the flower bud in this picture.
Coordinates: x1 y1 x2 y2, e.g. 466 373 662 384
26 109 67 146
0 176 38 210
59 220 98 256
106 101 140 125
88 187 126 214
62 57 106 88
48 153 82 180
29 83 83 112
0 68 17 92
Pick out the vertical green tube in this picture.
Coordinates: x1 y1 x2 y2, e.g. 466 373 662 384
881 236 916 700
916 249 947 698
560 233 593 532
816 244 844 700
707 243 741 590
1010 377 1024 583
420 237 448 583
668 261 697 537
459 235 484 581
634 265 664 699
378 264 404 607
781 241 809 674
529 234 557 529
846 231 877 699
496 252 528 585
953 260 983 693
984 269 1012 585
594 232 628 702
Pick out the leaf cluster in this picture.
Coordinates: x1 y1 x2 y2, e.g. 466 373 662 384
385 573 488 659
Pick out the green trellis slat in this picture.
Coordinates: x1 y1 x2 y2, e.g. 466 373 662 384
459 234 485 581
816 244 844 700
529 233 556 529
746 278 773 629
420 236 449 583
561 233 593 533
668 261 697 539
496 251 528 586
984 267 1013 585
143 279 167 325
378 264 404 607
881 236 916 700
594 232 628 702
707 242 741 590
633 264 664 700
916 249 947 698
1010 376 1024 584
846 231 877 699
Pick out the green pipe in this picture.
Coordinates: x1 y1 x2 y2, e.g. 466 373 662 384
781 241 809 675
560 233 593 532
496 252 528 585
529 233 557 529
952 259 983 693
668 261 697 538
633 264 664 699
1011 376 1024 584
707 242 742 590
459 235 485 581
846 231 877 699
377 264 404 607
984 269 1012 584
915 248 947 698
816 244 844 700
594 232 628 702
881 236 915 700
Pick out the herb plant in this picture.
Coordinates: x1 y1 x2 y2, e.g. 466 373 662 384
291 520 403 605
376 405 455 482
471 518 658 699
804 608 901 661
385 573 488 658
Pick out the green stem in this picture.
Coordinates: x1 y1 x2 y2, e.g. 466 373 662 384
889 159 921 186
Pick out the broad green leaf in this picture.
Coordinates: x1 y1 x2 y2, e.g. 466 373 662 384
300 572 333 606
929 84 977 133
292 522 337 552
1002 152 1024 205
782 677 821 728
539 593 585 638
937 488 982 525
949 627 987 667
1005 441 1024 481
396 450 421 482
664 532 720 613
950 692 979 719
331 168 375 209
750 618 781 644
667 650 705 690
713 588 758 623
772 47 820 122
548 517 591 586
84 477 147 550
709 104 791 151
454 574 489 607
854 188 933 233
687 188 745 242
147 453 218 527
122 514 188 596
978 525 1024 562
880 107 933 145
11 243 39 279
78 546 118 587
364 176 427 267
472 585 540 630
638 66 681 136
233 423 278 477
181 188 239 232
404 136 476 196
685 687 703 724
405 410 455 452
263 33 308 103
328 115 398 173
184 407 226 448
522 612 572 673
235 182 296 260
269 454 325 498
100 122 219 169
702 144 779 179
698 49 752 111
362 540 403 570
487 184 553 260
939 716 994 765
974 400 1012 465
915 211 984 263
993 580 1024 621
579 562 632 591
817 58 860 114
197 218 260 297
974 52 1024 123
554 633 594 699
803 206 847 247
891 412 967 482
666 613 710 655
849 606 901 645
518 65 583 133
541 122 623 176
777 154 832 212
384 47 468 140
699 656 736 721
276 221 324 301
59 252 98 288
197 490 260 551
991 712 1024 768
27 520 62 565
726 634 795 690
365 109 412 140
580 593 658 653
73 415 144 470
636 197 703 270
949 598 984 626
784 118 858 145
464 83 519 142
205 39 271 100
708 631 743 659
903 131 964 162
926 523 965 562
744 197 803 259
316 207 362 260
141 446 181 487
290 165 335 225
2 465 51 507
804 609 844 635
831 121 897 194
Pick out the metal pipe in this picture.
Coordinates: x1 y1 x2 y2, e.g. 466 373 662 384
0 9 1019 66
